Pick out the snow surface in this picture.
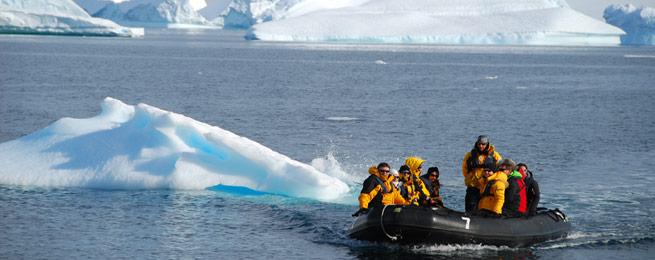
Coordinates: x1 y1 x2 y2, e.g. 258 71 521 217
247 0 625 46
213 0 369 29
0 0 143 36
0 98 350 201
604 4 655 45
87 0 214 27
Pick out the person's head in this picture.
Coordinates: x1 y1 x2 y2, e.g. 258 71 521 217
497 158 516 173
404 156 425 176
377 162 391 180
398 165 411 181
427 167 439 180
483 167 494 177
517 163 528 175
475 135 490 152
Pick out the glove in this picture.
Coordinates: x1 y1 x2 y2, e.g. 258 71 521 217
352 208 369 217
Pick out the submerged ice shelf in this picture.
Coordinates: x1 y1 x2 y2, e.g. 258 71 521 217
0 98 349 201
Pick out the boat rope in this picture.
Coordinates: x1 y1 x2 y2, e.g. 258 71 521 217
380 205 399 241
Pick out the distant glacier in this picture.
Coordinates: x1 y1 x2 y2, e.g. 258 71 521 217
246 0 626 46
3 0 653 45
0 0 143 37
87 0 215 28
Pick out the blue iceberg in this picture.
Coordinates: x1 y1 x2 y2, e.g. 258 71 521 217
604 4 655 45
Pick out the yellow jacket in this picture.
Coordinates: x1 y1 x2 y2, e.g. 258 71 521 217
405 156 424 178
358 166 408 209
477 171 508 215
400 177 431 206
461 145 502 187
404 156 431 201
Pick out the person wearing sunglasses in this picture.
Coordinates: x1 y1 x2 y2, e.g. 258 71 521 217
476 159 513 217
354 162 407 216
421 166 444 207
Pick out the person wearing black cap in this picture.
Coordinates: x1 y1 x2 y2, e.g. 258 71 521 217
462 135 502 213
477 158 513 217
397 165 411 200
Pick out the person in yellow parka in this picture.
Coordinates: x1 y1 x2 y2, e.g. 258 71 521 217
404 156 432 206
354 162 408 216
462 135 502 213
476 159 514 217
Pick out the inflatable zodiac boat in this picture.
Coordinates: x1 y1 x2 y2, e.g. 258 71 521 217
348 205 571 247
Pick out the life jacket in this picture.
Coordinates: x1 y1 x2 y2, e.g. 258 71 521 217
503 171 528 216
400 179 422 206
482 180 496 196
368 175 393 207
398 183 409 199
517 179 527 214
467 148 497 171
373 175 391 194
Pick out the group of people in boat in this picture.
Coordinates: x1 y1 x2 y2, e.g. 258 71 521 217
353 135 540 218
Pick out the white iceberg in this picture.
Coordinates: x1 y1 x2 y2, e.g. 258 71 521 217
89 0 215 28
214 0 367 29
0 0 143 37
604 4 655 45
247 0 625 46
0 98 349 201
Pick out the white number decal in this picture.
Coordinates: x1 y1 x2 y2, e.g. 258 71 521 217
461 217 471 230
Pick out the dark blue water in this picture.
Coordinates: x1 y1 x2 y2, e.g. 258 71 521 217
1 29 655 259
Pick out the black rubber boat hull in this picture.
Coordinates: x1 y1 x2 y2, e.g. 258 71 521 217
348 206 571 247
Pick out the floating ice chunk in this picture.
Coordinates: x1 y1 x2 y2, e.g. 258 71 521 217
0 98 349 201
604 4 655 45
624 54 655 59
325 116 359 121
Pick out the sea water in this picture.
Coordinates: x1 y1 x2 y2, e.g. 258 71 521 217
1 29 654 259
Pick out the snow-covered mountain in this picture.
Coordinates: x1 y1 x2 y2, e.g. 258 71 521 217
0 0 143 36
604 4 654 45
90 0 213 27
246 0 625 46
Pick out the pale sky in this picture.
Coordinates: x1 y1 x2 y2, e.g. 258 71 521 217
566 0 655 20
